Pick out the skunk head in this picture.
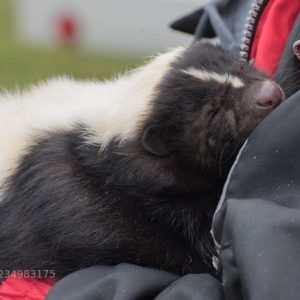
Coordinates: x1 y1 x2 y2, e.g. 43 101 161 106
141 42 284 176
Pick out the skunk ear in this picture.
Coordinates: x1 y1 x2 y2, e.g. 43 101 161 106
142 126 169 156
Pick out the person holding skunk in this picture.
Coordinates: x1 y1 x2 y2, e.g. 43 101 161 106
0 0 299 299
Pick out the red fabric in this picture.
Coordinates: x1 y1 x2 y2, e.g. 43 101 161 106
250 0 300 77
0 276 55 300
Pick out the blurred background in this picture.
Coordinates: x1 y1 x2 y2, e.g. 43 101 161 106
0 0 205 90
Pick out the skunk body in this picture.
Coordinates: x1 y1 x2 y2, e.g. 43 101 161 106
0 42 282 278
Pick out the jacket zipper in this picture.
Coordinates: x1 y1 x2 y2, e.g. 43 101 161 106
240 0 269 62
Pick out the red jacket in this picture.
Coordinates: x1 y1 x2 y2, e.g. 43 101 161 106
247 0 299 76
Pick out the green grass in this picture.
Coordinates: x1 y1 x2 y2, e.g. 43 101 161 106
0 0 142 89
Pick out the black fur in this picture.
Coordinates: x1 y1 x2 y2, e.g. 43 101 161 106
0 42 272 278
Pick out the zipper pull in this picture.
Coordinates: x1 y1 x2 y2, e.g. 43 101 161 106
293 40 300 60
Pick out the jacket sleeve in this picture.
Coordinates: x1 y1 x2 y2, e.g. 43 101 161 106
46 264 224 300
212 90 300 300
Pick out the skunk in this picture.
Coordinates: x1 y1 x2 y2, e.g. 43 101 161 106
0 42 284 278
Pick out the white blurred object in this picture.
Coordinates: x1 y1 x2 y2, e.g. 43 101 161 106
14 0 209 55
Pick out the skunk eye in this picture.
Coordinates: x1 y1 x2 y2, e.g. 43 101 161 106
207 108 219 121
218 84 230 100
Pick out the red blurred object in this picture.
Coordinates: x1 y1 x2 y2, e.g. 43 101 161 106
0 276 56 300
57 16 78 43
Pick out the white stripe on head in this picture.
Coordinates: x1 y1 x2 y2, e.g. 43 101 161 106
183 67 244 88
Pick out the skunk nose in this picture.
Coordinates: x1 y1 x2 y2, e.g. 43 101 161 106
255 81 284 109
